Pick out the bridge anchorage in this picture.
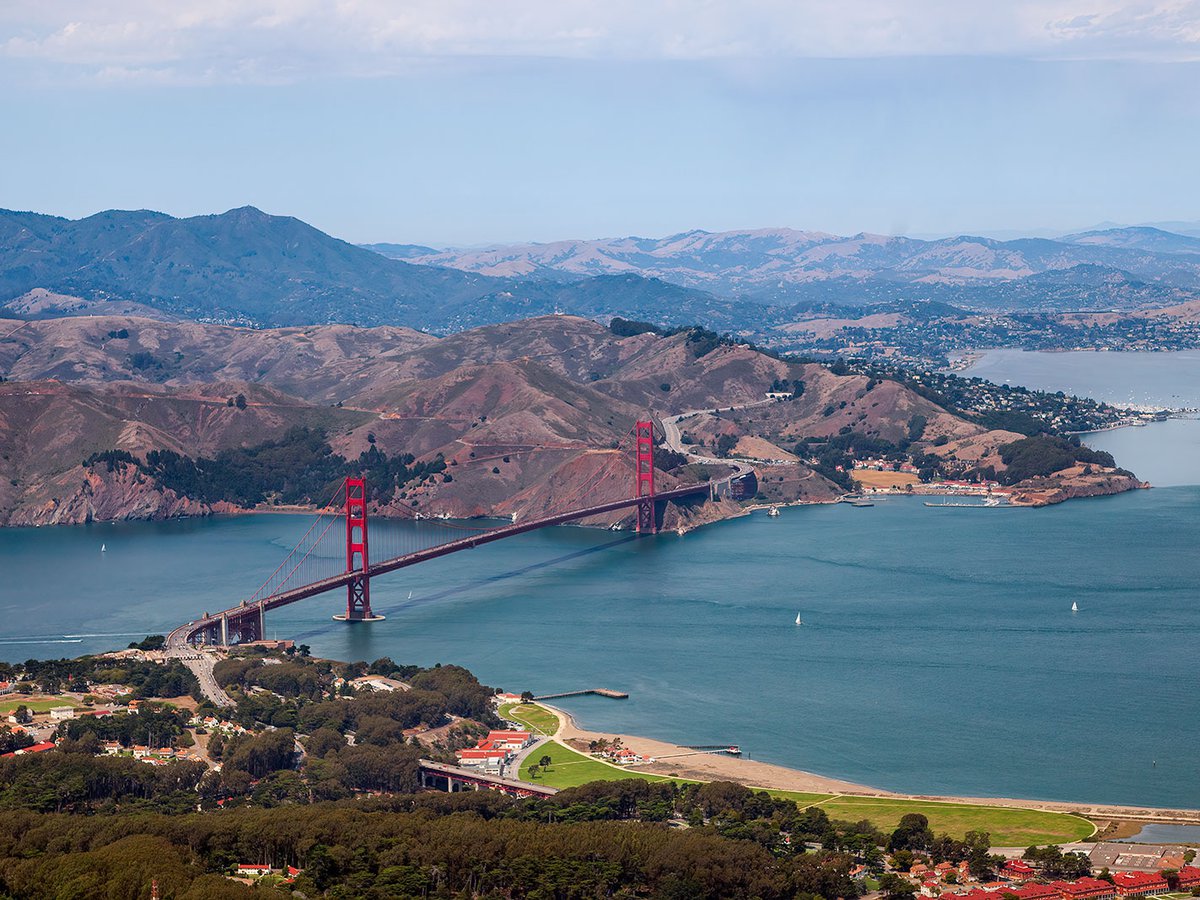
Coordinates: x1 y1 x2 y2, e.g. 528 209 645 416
168 418 746 650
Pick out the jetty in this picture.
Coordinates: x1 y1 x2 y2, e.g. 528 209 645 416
533 688 629 700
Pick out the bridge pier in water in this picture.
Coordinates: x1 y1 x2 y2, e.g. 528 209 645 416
333 476 384 624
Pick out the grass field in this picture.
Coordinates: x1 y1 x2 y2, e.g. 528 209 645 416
515 743 1092 844
810 796 1095 845
0 698 79 715
852 469 922 488
497 702 560 736
521 741 677 789
766 789 838 806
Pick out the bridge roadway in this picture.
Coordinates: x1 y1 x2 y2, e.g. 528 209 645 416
167 480 723 650
418 759 558 798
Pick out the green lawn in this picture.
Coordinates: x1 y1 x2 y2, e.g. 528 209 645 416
765 789 838 807
515 745 1093 844
522 741 678 789
811 796 1095 846
498 702 560 736
0 698 79 715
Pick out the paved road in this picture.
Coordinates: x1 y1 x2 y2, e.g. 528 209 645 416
166 646 234 708
660 402 772 478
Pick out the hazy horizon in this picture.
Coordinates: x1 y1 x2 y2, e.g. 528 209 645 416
2 3 1198 245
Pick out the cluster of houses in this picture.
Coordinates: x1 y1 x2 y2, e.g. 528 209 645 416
98 741 197 765
899 852 1200 900
454 729 534 774
935 868 1199 900
188 713 251 736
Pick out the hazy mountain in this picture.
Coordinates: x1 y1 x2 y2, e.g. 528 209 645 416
762 265 1198 313
0 207 729 332
398 226 1200 295
361 242 441 259
1059 226 1200 255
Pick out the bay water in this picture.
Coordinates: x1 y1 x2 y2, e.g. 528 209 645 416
2 349 1198 809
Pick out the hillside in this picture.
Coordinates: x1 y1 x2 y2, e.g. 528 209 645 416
0 208 736 332
0 315 1141 526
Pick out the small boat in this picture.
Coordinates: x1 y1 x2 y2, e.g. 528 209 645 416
1071 601 1079 612
408 590 413 601
767 506 780 517
794 612 803 626
850 498 874 507
100 544 106 552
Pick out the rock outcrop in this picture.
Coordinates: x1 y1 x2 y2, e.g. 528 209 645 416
1007 465 1149 507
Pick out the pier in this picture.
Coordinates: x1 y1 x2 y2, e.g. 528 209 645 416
533 688 629 700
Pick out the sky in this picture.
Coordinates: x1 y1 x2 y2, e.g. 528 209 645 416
1 1 1198 246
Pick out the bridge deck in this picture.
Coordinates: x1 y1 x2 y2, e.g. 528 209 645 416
169 480 719 648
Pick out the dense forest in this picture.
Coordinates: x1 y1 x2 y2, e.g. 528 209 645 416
0 774 1006 899
0 645 1017 898
84 427 446 507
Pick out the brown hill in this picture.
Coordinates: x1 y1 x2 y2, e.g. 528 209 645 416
0 314 1139 527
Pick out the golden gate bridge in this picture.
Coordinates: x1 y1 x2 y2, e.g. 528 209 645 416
167 420 748 649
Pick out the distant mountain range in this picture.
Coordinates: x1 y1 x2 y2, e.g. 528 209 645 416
370 226 1200 300
5 206 1200 338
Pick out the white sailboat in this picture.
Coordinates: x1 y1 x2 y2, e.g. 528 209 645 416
408 590 413 600
767 506 780 517
794 612 803 625
100 544 106 552
1071 601 1079 612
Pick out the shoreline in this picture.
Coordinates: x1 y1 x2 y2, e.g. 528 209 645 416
537 702 1200 829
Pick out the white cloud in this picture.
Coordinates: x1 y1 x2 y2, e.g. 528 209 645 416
1 0 1197 84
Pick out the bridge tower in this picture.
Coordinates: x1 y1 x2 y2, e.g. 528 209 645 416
635 420 656 533
334 477 385 622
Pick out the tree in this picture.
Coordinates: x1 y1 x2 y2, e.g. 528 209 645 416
538 755 552 769
879 872 918 900
528 764 540 779
888 813 933 851
519 690 534 703
235 393 247 410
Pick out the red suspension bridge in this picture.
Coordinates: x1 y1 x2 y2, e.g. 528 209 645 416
167 421 749 649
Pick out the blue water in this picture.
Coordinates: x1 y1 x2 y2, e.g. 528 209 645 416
3 487 1198 809
961 349 1200 408
1119 824 1200 844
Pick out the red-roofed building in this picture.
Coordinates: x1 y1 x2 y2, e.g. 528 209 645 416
943 889 1001 900
1177 867 1200 890
1051 878 1116 900
1005 861 1038 883
1010 884 1061 900
485 730 532 751
0 740 55 758
1112 872 1168 897
456 748 508 761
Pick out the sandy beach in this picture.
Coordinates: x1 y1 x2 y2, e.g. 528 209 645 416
543 703 1200 827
